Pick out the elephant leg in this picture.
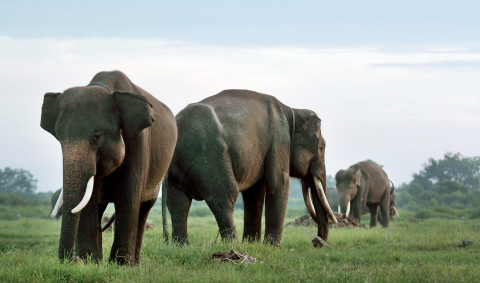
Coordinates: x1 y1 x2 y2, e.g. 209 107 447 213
351 196 362 222
204 190 238 241
167 183 192 244
193 159 239 241
376 207 385 226
367 204 378 228
379 190 390 228
134 199 156 264
110 191 141 265
76 187 102 262
242 181 266 242
264 171 289 246
96 202 108 256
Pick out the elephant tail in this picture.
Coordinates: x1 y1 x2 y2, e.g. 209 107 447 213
389 179 395 191
101 213 115 232
161 177 169 243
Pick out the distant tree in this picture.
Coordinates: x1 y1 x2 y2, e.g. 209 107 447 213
0 167 38 194
326 175 335 188
413 152 480 190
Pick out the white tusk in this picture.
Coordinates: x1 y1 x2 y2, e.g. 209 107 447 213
51 188 64 217
345 201 351 218
392 206 400 217
301 180 318 224
314 177 338 224
71 176 94 214
337 204 341 214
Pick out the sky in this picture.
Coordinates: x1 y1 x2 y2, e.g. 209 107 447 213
0 1 479 193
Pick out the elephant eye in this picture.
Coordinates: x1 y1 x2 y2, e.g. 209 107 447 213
90 131 104 145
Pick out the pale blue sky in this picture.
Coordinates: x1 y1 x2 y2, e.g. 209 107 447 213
1 1 479 46
0 1 479 192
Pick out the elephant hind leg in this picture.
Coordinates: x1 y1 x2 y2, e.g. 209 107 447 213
204 189 239 241
242 181 266 242
367 204 379 228
378 189 390 228
134 199 156 264
167 183 192 244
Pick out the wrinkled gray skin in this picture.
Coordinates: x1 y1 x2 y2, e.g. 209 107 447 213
166 89 331 247
41 71 177 265
51 188 62 219
336 161 393 228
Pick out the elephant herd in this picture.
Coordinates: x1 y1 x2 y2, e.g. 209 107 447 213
42 70 397 266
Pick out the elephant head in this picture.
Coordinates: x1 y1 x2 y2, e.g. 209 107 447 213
335 168 362 217
41 86 156 261
290 110 337 246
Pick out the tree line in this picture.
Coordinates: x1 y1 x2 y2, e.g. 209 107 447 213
1 152 480 219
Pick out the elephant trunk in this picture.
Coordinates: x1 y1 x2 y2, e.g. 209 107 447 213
338 193 350 216
58 141 96 262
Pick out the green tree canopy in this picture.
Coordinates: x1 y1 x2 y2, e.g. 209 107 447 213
413 152 480 190
0 167 38 194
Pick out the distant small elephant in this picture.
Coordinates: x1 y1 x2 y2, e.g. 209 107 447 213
41 70 177 265
165 89 337 247
335 160 394 227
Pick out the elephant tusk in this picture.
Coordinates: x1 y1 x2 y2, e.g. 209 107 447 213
392 206 400 217
71 176 94 214
314 177 338 224
345 201 351 218
301 180 319 224
51 188 64 217
338 204 341 214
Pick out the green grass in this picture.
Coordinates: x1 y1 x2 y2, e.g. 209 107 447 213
0 204 479 282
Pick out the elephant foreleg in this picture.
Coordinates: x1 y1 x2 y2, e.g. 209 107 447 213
134 199 156 264
76 187 102 262
110 187 142 265
264 171 289 246
242 182 266 242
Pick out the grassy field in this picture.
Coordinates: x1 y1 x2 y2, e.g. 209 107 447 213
0 203 479 282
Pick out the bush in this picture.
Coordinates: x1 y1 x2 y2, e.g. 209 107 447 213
0 192 42 206
189 205 213 217
415 209 434 219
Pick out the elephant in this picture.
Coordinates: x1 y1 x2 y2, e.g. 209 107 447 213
165 89 337 247
41 70 177 265
335 160 395 228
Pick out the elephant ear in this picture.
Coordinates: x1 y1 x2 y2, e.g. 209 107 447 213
301 113 321 154
354 169 362 187
113 91 157 138
40 92 61 139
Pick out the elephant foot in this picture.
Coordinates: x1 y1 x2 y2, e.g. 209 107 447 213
219 226 238 241
312 238 324 248
172 236 190 246
71 256 85 266
263 235 282 248
110 255 135 266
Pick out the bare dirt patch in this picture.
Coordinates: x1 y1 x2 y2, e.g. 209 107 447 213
286 212 365 228
212 250 264 264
